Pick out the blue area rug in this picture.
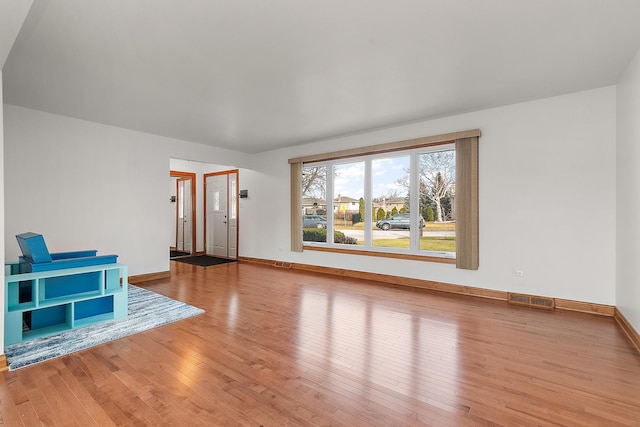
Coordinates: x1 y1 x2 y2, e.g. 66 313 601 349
5 285 204 370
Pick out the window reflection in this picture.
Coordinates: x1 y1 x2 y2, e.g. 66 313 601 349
296 285 459 398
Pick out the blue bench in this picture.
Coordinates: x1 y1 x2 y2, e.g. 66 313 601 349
5 233 128 345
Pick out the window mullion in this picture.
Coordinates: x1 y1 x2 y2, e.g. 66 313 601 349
409 152 420 252
364 158 372 248
326 162 335 246
291 162 303 252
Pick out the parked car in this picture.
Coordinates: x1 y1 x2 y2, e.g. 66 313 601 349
376 213 425 230
303 215 327 228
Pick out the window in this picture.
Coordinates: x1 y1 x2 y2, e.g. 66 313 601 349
418 148 456 254
302 165 327 243
333 161 364 244
290 130 479 269
372 155 410 249
230 174 237 220
301 145 455 258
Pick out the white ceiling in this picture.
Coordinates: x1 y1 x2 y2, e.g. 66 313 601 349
4 0 640 153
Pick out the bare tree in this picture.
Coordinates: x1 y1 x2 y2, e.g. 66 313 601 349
385 189 400 199
302 166 326 198
395 150 455 222
419 151 455 222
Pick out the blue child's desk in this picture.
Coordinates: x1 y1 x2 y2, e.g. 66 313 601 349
4 233 127 346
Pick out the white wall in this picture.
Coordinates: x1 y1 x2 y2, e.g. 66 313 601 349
617 47 640 332
0 72 5 354
4 105 250 276
0 0 33 67
241 87 617 305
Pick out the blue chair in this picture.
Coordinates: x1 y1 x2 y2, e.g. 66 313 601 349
13 232 123 336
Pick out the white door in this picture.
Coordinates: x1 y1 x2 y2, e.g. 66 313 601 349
206 172 238 258
176 177 192 253
207 174 227 257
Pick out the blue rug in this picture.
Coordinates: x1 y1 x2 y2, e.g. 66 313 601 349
5 285 205 370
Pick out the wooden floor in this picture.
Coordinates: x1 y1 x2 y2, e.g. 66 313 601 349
1 262 640 426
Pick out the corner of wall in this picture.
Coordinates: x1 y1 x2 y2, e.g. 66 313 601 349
615 46 640 336
1 70 5 355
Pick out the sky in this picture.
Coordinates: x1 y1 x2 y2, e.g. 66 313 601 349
334 155 410 200
304 147 455 202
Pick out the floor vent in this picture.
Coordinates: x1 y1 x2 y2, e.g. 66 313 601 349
508 292 555 310
274 261 292 269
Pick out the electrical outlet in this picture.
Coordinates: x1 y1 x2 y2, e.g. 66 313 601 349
514 270 524 277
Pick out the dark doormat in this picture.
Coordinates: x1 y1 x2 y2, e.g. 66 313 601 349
170 250 191 259
173 255 236 267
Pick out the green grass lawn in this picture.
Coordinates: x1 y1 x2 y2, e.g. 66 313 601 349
423 222 456 232
312 219 456 252
358 236 456 252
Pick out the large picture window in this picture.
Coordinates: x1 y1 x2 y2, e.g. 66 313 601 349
301 145 456 259
290 129 479 269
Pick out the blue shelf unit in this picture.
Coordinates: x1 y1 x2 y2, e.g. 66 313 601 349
4 233 128 346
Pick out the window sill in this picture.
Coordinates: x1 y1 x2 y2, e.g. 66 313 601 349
303 244 456 264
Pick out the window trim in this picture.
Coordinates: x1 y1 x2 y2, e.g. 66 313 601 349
291 162 303 252
455 136 479 270
288 129 479 164
304 245 456 264
290 129 480 270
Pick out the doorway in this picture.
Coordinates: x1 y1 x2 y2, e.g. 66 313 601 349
171 170 196 254
205 170 238 259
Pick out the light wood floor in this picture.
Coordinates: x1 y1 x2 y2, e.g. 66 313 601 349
1 261 640 426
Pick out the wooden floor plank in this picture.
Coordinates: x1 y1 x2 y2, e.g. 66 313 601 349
1 261 640 426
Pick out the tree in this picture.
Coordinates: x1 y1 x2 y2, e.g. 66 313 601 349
302 166 326 198
385 189 400 199
419 151 455 222
425 205 435 222
395 150 454 222
391 206 398 216
358 197 365 223
376 207 386 221
440 193 453 221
